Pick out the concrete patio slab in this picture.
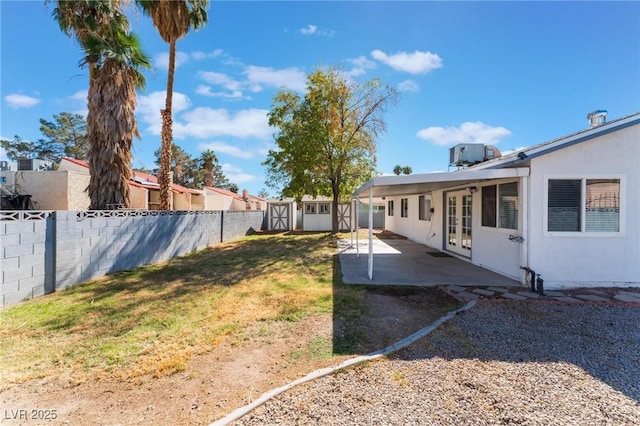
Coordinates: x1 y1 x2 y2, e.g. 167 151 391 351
338 238 521 288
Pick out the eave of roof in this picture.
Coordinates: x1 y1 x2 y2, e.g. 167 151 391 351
352 168 530 198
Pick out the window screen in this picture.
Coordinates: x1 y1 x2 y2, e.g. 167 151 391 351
401 198 408 218
585 179 619 232
388 200 394 216
498 182 518 229
547 179 581 231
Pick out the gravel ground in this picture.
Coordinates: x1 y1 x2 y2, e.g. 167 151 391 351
236 302 640 425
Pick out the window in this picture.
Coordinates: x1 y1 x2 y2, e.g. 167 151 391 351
305 203 316 214
419 195 432 221
481 182 518 230
548 178 620 233
481 186 497 227
499 182 518 229
401 198 408 218
388 200 394 216
319 203 330 214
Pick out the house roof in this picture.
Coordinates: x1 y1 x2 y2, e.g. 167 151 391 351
204 186 244 201
353 168 530 198
468 112 640 171
352 112 639 199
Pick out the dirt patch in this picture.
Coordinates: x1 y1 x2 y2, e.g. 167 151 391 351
0 287 459 425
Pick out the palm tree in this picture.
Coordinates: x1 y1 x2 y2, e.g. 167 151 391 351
138 0 209 209
51 0 151 209
199 149 217 187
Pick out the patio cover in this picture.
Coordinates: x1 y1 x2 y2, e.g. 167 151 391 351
350 167 530 280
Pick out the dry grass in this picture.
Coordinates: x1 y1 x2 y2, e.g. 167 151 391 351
0 232 339 390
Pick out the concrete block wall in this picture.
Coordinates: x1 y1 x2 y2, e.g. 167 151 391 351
0 211 53 306
1 209 265 307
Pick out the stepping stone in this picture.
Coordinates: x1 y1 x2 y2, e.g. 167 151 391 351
487 286 510 293
446 285 467 293
553 296 581 303
543 291 565 297
517 291 540 299
618 291 640 298
456 292 480 301
613 293 640 303
502 293 527 301
472 288 496 296
575 294 609 302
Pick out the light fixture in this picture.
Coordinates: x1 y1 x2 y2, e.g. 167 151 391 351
468 186 477 193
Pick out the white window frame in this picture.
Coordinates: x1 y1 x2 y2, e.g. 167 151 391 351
419 194 433 221
543 174 625 237
318 202 330 214
305 203 316 214
480 180 520 232
400 198 409 218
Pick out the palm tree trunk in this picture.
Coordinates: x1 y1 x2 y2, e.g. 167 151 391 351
158 38 177 210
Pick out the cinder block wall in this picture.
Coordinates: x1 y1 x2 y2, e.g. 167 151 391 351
1 210 265 307
0 212 53 306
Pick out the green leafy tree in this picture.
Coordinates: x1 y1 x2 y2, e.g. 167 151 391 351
52 0 151 209
39 112 88 161
154 143 198 187
227 183 239 194
138 0 209 210
264 67 398 232
257 188 270 199
0 136 39 161
393 164 412 175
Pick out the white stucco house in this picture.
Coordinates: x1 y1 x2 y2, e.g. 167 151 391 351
353 111 640 290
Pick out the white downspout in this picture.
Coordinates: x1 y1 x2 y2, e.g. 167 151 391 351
521 175 529 286
368 187 373 280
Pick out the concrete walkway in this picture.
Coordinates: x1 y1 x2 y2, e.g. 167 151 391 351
338 238 519 288
338 238 640 305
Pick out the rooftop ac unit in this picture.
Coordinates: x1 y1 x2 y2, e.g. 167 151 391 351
17 159 51 171
449 144 485 166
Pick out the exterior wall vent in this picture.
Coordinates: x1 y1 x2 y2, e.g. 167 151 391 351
587 110 607 128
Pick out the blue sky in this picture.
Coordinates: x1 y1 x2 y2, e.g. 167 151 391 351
1 1 639 196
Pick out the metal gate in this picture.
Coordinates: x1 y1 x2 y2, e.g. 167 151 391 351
337 203 351 231
269 203 290 231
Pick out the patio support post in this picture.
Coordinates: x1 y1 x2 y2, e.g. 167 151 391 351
368 187 373 280
356 199 360 257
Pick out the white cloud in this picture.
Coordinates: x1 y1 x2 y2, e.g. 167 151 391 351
398 79 420 92
192 49 223 60
347 56 377 77
178 107 271 140
4 93 40 109
299 24 335 37
153 51 190 69
198 71 243 91
371 49 442 74
244 65 307 91
197 141 254 159
137 91 191 135
222 163 258 183
195 85 245 99
300 24 317 35
416 121 511 147
69 90 88 117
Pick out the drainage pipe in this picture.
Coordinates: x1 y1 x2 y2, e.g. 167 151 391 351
209 300 477 426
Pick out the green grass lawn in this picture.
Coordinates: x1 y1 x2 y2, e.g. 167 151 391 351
1 232 369 389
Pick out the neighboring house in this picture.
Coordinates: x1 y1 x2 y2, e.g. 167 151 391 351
353 111 640 290
301 195 353 231
0 169 91 210
203 186 247 210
